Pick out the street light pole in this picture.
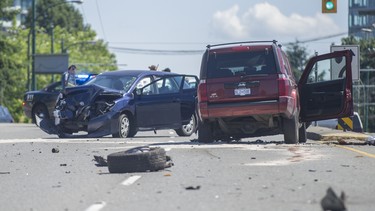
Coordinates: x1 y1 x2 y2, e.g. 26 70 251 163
31 0 36 90
30 0 83 90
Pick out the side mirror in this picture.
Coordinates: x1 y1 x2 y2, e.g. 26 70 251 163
135 88 142 96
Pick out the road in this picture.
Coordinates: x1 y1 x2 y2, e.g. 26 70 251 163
0 123 375 211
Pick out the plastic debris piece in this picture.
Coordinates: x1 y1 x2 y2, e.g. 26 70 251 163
94 155 108 167
185 186 201 190
321 187 346 211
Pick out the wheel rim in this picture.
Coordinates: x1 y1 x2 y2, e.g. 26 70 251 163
34 106 48 120
120 116 130 137
182 116 195 134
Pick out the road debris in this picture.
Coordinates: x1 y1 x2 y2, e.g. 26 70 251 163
93 155 108 167
107 146 171 173
321 187 346 211
0 172 10 174
365 136 375 145
52 148 59 153
60 164 67 166
185 186 201 190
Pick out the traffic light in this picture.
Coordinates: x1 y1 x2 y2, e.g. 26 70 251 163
322 0 337 13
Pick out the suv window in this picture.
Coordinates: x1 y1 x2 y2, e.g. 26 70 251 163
207 50 277 78
306 55 347 83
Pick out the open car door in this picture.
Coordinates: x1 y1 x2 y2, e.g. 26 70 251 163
135 75 182 129
299 50 354 122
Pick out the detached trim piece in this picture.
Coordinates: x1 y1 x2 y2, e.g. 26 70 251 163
107 147 167 173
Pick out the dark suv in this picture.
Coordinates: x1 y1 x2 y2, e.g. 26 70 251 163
197 40 354 144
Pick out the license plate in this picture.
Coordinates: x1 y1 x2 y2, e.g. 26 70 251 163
234 88 251 96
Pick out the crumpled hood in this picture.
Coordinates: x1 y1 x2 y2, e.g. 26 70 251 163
60 84 123 108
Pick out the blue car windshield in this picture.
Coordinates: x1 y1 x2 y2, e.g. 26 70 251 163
85 75 137 92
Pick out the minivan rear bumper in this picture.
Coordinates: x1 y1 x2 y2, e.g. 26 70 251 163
198 96 296 120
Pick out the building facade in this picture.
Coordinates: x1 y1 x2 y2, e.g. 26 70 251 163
349 0 375 39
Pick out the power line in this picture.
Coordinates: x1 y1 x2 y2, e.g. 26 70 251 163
283 32 348 45
95 0 107 41
109 46 204 55
108 32 349 55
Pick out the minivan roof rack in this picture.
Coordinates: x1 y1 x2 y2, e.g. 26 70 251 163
207 40 278 49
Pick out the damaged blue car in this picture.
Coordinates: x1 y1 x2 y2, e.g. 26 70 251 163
38 70 199 138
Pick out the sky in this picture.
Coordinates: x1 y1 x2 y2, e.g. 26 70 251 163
76 0 348 76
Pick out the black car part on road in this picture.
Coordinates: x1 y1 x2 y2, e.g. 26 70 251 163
107 147 168 173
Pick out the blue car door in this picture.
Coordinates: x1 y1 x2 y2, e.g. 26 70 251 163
135 76 182 129
174 75 199 124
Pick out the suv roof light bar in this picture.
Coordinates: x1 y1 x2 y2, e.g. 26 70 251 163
207 40 278 49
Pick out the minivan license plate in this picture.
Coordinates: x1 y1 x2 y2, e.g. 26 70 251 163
234 88 251 96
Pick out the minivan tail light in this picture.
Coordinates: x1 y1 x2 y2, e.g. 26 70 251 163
277 74 289 96
198 80 208 102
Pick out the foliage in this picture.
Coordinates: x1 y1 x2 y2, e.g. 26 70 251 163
0 0 19 24
0 32 27 122
24 0 84 33
0 1 117 123
285 41 309 81
341 36 375 69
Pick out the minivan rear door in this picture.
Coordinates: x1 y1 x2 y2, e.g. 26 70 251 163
205 47 279 104
298 50 354 122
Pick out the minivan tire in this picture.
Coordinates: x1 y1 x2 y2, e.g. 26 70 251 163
283 114 299 144
299 123 307 143
198 121 214 143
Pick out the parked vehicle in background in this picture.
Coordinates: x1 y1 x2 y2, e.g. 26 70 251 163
197 40 354 144
0 105 14 123
37 70 199 138
23 73 97 123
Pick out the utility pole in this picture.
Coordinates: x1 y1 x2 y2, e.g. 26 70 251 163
31 0 36 90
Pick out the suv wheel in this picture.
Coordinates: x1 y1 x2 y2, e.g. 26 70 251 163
283 114 299 144
299 123 307 143
175 114 196 136
198 121 214 143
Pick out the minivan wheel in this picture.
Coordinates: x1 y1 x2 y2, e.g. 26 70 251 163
299 123 307 143
198 121 214 143
113 114 130 138
283 115 299 144
175 114 196 136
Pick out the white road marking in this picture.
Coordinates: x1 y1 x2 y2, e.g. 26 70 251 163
85 201 106 211
122 175 141 186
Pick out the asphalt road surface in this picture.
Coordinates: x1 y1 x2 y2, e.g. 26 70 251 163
0 123 375 211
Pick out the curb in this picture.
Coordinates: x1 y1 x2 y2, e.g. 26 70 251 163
307 126 372 143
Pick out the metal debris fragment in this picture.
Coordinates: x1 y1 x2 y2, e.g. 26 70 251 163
93 155 108 167
185 186 201 190
321 187 346 211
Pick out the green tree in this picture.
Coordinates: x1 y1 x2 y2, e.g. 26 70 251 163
0 0 117 123
24 0 84 33
285 41 309 81
341 36 375 69
0 1 26 122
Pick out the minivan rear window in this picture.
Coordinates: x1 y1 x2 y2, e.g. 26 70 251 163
207 50 276 78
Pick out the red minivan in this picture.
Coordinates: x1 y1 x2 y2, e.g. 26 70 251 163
197 41 353 144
